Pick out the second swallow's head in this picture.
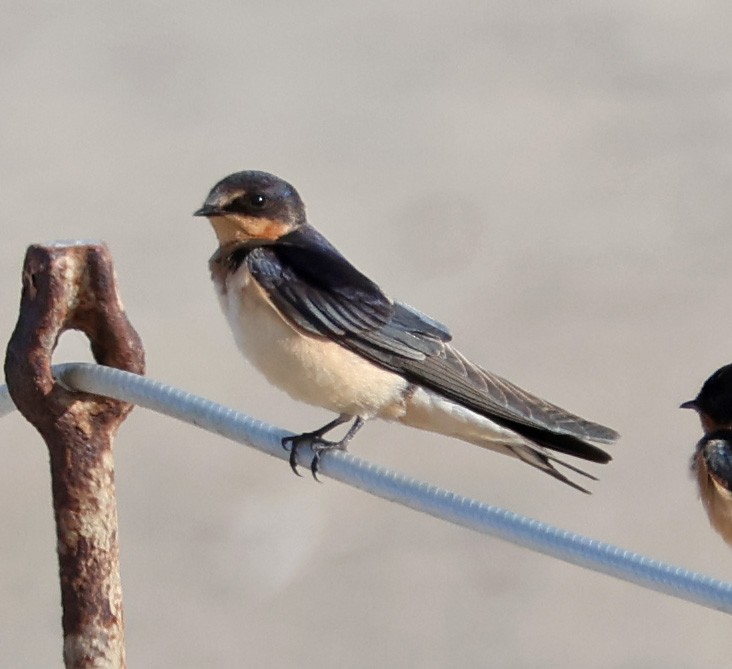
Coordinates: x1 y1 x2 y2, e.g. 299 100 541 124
194 170 306 245
681 363 732 432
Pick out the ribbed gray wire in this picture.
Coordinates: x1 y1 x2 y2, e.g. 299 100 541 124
1 361 731 615
0 383 13 419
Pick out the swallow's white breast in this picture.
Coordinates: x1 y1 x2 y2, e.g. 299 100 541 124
215 264 410 419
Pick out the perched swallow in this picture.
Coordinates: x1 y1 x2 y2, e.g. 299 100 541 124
195 170 618 491
681 364 732 546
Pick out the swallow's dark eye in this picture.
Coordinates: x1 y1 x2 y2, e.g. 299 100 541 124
248 193 267 209
227 192 269 214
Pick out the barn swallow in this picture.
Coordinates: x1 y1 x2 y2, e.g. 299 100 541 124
194 170 618 491
681 364 732 546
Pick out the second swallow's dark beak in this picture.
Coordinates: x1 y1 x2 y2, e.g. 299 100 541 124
680 399 698 410
193 204 222 217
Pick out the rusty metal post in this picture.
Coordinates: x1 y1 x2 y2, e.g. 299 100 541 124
4 242 145 669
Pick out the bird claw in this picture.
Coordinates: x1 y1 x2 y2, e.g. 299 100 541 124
281 433 344 480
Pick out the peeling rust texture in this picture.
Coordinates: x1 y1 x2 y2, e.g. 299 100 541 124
5 243 145 669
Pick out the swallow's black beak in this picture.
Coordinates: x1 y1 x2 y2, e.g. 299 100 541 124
193 204 222 217
680 399 698 410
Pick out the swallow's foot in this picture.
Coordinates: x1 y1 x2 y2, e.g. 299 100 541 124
282 415 365 480
281 433 345 480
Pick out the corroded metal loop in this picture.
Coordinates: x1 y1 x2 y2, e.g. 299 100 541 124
6 242 145 431
4 242 145 669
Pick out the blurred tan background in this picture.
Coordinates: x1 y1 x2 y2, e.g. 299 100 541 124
2 2 732 666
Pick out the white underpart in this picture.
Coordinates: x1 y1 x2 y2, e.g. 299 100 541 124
400 386 527 455
216 263 530 455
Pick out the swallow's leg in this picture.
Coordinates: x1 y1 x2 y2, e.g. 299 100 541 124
282 415 365 479
309 416 365 479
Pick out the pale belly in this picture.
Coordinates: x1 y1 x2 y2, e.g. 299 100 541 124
218 266 409 419
400 385 526 452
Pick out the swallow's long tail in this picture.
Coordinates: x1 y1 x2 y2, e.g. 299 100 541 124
503 421 612 463
504 442 599 494
399 386 614 492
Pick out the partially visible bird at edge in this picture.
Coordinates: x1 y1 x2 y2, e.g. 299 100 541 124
682 364 732 547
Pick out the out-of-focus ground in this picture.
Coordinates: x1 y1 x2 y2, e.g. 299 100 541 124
2 2 732 667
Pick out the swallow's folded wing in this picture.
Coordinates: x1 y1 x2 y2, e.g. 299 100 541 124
247 239 392 333
246 232 451 359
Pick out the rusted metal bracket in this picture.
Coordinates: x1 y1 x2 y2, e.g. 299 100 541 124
4 242 145 669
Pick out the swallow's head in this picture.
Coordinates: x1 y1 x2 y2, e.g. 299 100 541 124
194 170 306 245
682 363 732 432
